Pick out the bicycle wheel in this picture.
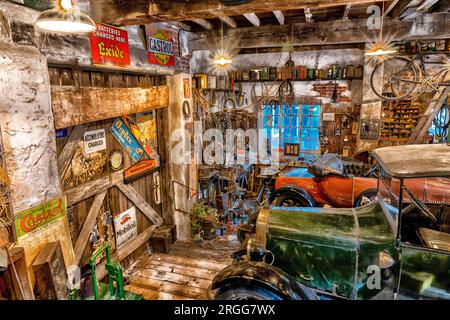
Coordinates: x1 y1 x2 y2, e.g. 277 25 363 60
370 56 421 101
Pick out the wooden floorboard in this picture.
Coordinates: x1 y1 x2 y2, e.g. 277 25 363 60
124 237 240 300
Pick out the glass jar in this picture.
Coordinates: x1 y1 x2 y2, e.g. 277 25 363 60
355 65 363 79
345 65 355 79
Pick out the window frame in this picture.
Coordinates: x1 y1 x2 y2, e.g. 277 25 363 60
260 103 321 154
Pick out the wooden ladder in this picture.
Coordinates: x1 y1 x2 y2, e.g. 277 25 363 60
408 86 450 144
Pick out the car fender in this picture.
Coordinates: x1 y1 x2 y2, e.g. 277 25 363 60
268 185 313 204
208 261 318 300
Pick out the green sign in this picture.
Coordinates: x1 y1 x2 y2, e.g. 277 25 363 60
14 197 67 238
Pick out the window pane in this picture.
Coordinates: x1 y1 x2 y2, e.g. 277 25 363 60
301 128 311 139
292 105 299 115
273 115 279 127
313 105 321 116
310 140 319 150
283 115 290 127
302 105 310 115
291 116 299 127
311 116 320 127
302 117 310 127
310 128 319 138
274 105 280 115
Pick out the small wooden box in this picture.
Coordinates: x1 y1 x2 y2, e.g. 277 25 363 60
166 224 177 243
151 230 172 254
32 241 69 300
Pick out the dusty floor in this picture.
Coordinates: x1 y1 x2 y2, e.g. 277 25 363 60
124 236 240 300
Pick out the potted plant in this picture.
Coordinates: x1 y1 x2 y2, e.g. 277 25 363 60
191 203 219 241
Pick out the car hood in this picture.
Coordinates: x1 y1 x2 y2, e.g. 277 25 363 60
267 200 397 246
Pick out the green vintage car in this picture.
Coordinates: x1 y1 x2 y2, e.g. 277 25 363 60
207 144 450 300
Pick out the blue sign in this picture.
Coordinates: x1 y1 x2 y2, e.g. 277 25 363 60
55 128 68 138
110 117 144 162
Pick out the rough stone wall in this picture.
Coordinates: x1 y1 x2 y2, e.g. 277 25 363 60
0 43 60 211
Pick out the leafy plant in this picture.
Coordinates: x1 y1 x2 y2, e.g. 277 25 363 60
191 203 220 240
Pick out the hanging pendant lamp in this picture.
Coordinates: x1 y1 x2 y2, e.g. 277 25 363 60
35 0 96 34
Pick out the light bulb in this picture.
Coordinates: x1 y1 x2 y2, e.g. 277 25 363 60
60 0 73 10
213 56 233 66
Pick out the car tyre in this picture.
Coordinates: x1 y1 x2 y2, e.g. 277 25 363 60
274 190 316 207
214 283 285 300
354 189 378 207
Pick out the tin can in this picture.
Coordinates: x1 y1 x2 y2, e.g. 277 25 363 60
269 67 277 80
307 68 316 80
207 76 217 89
345 65 355 79
331 65 341 80
259 67 269 80
242 70 250 81
355 65 363 79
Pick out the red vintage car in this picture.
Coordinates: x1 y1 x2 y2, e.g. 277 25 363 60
269 154 450 208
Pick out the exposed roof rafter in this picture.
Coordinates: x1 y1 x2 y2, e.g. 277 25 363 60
219 16 237 28
243 13 260 27
192 18 213 30
273 10 285 25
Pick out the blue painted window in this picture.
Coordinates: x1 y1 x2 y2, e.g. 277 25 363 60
262 104 320 152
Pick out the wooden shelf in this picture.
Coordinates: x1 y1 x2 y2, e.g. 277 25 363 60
233 78 362 83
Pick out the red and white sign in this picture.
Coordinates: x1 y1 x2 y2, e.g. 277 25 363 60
90 22 130 67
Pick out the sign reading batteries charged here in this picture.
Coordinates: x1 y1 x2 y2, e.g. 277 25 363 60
84 129 107 154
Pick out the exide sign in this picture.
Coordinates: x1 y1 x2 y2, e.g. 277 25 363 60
90 22 130 67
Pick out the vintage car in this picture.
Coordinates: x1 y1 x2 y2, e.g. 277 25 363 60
270 153 450 208
207 144 450 300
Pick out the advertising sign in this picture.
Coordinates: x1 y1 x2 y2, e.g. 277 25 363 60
55 128 68 138
114 207 137 248
124 159 158 184
111 117 144 162
84 129 106 154
90 22 130 67
147 28 176 67
14 197 67 238
323 113 335 122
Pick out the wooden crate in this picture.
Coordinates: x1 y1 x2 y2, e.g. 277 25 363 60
151 230 172 254
32 241 69 300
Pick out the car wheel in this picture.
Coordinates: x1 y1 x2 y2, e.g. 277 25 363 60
214 283 285 300
354 189 378 207
275 191 316 208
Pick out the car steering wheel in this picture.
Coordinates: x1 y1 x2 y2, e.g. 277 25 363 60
362 163 379 178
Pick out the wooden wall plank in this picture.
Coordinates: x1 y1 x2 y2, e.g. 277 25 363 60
73 191 107 264
57 124 88 179
51 86 169 129
65 176 111 206
95 225 156 280
116 182 163 226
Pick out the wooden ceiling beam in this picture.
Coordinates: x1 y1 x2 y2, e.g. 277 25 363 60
273 10 285 25
192 18 213 30
219 16 237 28
89 0 386 26
391 0 413 17
243 13 260 27
190 12 450 51
169 21 192 31
383 0 400 16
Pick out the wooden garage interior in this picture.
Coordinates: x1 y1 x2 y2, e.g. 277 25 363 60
0 0 449 302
